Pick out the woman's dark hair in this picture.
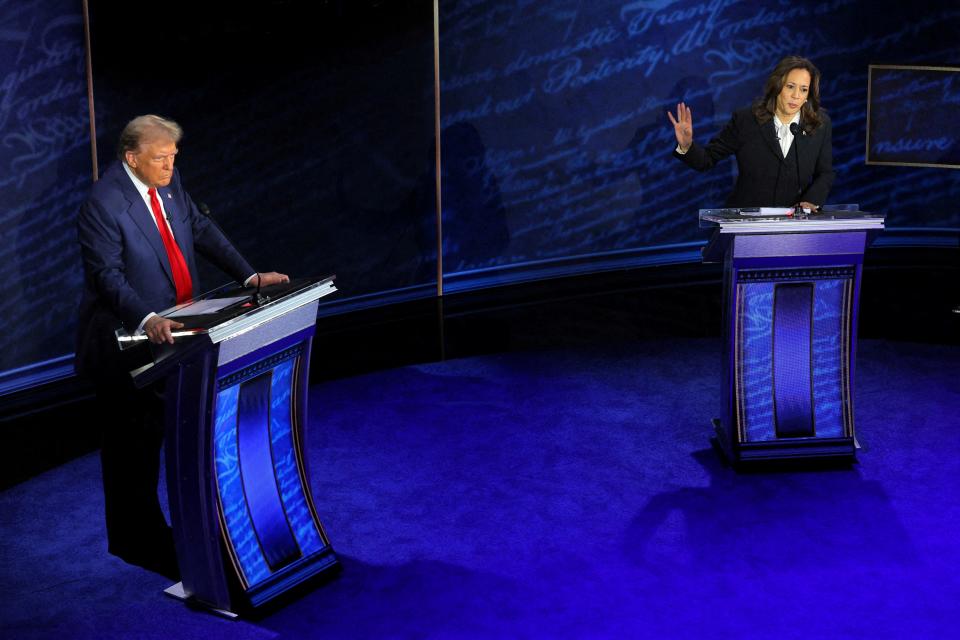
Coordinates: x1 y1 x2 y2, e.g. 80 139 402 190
752 56 824 132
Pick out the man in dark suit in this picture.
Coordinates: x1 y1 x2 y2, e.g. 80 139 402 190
76 114 288 579
668 56 834 209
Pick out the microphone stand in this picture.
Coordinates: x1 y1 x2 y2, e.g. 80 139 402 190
789 122 807 217
196 202 268 306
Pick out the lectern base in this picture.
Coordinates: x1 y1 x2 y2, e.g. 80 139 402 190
163 582 238 620
712 419 856 465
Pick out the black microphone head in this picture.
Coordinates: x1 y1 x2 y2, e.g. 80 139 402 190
198 202 211 216
790 122 803 136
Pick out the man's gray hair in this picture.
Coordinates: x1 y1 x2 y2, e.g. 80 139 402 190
117 114 183 161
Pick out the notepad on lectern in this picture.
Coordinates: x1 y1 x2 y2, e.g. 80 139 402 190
165 296 251 317
738 207 796 217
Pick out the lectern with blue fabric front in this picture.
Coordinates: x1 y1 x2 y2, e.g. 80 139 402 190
700 209 884 463
123 277 339 615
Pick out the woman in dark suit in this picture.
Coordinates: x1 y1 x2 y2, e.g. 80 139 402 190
668 56 834 210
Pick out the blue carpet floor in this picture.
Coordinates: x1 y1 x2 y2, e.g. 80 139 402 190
2 338 959 639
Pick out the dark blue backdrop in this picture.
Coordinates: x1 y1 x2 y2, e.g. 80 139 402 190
438 0 960 289
0 0 89 384
2 0 959 387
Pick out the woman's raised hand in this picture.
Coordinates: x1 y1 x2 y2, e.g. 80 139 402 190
667 102 693 152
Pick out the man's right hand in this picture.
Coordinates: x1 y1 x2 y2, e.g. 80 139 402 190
143 316 184 345
667 102 694 152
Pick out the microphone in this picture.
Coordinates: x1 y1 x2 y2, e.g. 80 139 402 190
789 122 805 216
197 202 267 305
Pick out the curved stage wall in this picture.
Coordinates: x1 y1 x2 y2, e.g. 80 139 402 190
2 0 959 392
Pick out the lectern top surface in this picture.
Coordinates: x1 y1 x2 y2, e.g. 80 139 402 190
116 276 336 348
699 206 884 233
166 277 332 329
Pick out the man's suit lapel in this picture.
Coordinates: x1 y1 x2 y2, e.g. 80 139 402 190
116 169 176 287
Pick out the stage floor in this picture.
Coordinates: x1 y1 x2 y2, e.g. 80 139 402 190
2 338 958 638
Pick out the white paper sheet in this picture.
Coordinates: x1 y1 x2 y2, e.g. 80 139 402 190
165 296 250 318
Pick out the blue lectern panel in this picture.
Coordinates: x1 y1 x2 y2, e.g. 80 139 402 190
237 373 302 571
772 284 815 438
739 275 851 443
213 346 327 590
811 280 847 438
269 360 325 556
214 384 272 586
740 282 776 442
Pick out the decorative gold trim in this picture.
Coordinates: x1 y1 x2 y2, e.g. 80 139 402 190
216 493 249 589
734 282 745 444
841 279 854 437
291 357 331 546
81 0 98 181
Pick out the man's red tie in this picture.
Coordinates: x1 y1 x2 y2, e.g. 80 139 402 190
148 187 193 304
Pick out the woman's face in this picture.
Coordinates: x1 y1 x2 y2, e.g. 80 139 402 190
776 68 812 120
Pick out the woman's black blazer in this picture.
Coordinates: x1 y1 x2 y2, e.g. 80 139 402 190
674 106 834 208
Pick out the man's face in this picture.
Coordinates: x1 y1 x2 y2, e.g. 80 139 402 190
126 137 178 188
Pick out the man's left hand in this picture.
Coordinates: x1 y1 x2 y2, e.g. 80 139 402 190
250 272 290 287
